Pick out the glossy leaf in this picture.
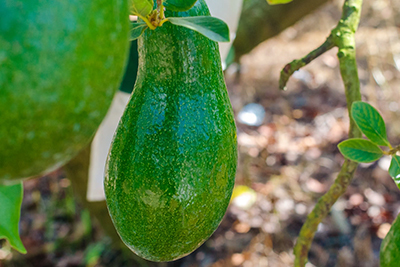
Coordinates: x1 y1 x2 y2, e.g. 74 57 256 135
131 0 153 17
266 0 293 5
168 16 230 42
164 0 198 11
0 183 26 253
380 213 400 266
389 156 400 188
131 22 148 40
351 101 390 146
338 138 383 163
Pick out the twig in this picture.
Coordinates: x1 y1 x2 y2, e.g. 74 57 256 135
389 145 400 155
279 0 364 266
279 37 335 90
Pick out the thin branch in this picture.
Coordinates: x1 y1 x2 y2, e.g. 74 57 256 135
279 37 335 90
389 145 400 155
283 0 364 266
294 160 359 266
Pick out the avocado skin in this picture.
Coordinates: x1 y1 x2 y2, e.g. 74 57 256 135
104 0 237 262
381 214 400 266
0 0 130 182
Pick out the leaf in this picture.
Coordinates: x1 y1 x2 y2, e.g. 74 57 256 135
351 101 390 147
380 213 400 266
338 138 384 163
389 156 400 188
131 22 148 40
168 16 230 42
266 0 293 5
164 0 198 12
130 0 153 17
0 183 26 253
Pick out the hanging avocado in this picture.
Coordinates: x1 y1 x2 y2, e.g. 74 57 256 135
0 0 130 183
104 0 237 262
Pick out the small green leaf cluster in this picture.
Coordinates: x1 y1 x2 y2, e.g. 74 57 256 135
130 0 230 42
338 102 400 186
337 102 400 265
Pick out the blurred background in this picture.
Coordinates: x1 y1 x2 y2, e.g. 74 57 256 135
2 0 400 266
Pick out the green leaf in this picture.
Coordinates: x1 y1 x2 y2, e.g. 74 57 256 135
168 16 230 42
266 0 293 5
164 0 198 11
351 101 390 147
389 156 400 187
0 183 26 254
131 0 153 17
338 138 384 163
381 213 400 266
131 22 148 41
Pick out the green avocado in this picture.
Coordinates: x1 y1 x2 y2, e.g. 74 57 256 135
380 214 400 266
104 0 237 262
0 0 130 182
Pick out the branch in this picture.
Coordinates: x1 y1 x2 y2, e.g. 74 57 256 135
336 0 363 137
294 160 359 266
283 0 364 266
279 37 335 90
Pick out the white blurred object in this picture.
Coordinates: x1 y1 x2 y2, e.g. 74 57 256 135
86 2 243 202
87 91 130 202
205 0 243 66
231 185 257 210
393 54 400 71
238 103 266 126
378 156 391 171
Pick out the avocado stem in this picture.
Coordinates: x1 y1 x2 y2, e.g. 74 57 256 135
158 0 165 20
159 18 168 27
137 14 156 30
133 0 166 31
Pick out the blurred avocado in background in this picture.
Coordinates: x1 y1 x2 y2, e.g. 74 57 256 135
232 0 329 62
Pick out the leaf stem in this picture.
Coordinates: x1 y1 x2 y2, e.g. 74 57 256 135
159 0 165 21
159 18 169 27
389 144 400 155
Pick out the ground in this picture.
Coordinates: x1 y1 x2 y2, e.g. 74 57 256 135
1 0 400 266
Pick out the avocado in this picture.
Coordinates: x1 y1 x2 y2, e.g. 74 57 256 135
380 214 400 266
0 0 130 182
104 0 237 262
